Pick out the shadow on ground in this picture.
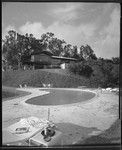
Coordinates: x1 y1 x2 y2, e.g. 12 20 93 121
55 122 100 145
74 119 121 145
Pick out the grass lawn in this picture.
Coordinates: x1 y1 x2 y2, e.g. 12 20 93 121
2 86 30 101
2 91 18 99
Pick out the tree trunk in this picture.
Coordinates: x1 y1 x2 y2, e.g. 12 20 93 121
18 59 22 70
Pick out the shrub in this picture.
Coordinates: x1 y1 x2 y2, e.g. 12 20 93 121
69 59 119 88
69 62 93 78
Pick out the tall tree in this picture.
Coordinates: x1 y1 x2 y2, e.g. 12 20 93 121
2 30 19 69
49 38 66 56
2 30 43 69
41 32 54 50
41 32 66 56
79 45 85 61
79 45 97 61
62 44 72 57
70 45 79 59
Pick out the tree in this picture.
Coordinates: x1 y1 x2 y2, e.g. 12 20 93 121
112 57 120 64
79 44 97 61
41 32 66 56
2 30 19 69
2 30 43 69
49 38 66 56
79 45 85 61
110 64 119 86
62 44 72 57
95 58 118 87
70 46 80 59
26 34 44 54
41 32 54 50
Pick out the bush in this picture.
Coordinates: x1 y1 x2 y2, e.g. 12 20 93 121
69 62 93 78
69 59 119 88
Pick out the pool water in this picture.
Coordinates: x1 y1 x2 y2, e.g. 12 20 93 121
25 89 95 106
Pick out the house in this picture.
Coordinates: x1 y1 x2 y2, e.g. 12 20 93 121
23 50 78 69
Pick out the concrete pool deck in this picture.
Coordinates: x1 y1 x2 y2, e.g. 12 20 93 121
2 87 119 145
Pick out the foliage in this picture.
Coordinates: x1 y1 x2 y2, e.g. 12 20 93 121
70 46 80 59
2 30 43 69
69 61 93 77
49 37 66 56
79 45 97 61
40 32 66 56
112 57 120 64
95 58 119 87
69 57 119 88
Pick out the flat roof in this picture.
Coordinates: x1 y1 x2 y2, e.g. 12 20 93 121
51 56 77 61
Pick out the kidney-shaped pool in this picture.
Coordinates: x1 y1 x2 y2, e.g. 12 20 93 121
25 89 96 106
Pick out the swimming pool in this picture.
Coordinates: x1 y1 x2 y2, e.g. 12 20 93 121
25 89 95 106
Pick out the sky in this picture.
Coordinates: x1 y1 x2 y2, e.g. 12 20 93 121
2 2 120 58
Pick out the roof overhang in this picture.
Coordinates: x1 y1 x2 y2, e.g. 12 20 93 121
51 56 77 61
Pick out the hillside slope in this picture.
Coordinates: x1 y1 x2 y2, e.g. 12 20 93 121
2 69 98 88
2 69 102 87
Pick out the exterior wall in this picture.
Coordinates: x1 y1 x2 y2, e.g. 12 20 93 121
31 54 52 64
51 59 61 66
39 54 52 63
